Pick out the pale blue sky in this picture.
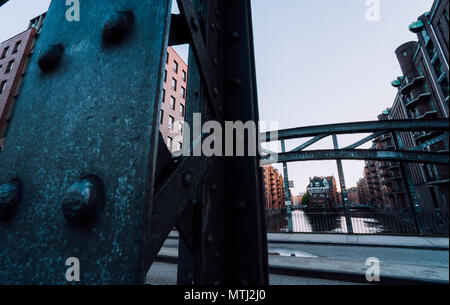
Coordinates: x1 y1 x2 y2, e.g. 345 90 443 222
0 0 434 196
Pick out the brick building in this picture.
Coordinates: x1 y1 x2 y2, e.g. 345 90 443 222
159 47 188 153
306 176 338 211
356 178 369 204
262 165 285 210
387 0 449 213
0 14 45 149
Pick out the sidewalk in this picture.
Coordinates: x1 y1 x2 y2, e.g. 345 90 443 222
168 231 449 250
267 233 449 250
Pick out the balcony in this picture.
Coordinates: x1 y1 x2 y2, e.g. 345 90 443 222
387 163 400 170
427 178 449 186
414 131 441 144
400 76 424 94
404 92 430 109
409 20 424 33
416 110 437 120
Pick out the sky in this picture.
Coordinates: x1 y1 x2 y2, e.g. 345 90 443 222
0 0 434 196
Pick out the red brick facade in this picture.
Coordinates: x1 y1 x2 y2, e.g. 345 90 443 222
159 47 187 152
0 13 45 149
263 165 285 210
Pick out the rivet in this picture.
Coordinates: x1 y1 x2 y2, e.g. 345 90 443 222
38 44 64 73
0 179 22 220
206 233 214 245
237 200 246 211
231 32 240 41
191 17 200 31
102 10 135 44
214 251 220 260
213 87 219 96
215 9 221 17
215 23 221 31
210 23 216 31
213 58 218 66
231 77 242 88
182 173 192 188
218 105 224 113
61 176 104 225
211 184 217 192
214 280 221 286
240 279 248 286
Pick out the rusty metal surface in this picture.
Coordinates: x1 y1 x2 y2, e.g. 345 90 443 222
0 0 171 284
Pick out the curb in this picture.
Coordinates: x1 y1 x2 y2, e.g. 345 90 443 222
267 239 449 251
154 255 448 285
167 236 449 251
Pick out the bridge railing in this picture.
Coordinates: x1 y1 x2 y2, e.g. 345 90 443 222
266 209 449 236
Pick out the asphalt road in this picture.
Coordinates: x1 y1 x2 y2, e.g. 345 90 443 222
146 262 363 285
162 238 449 268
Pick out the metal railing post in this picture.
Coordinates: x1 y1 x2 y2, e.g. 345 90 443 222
281 140 293 232
332 134 354 234
393 131 423 235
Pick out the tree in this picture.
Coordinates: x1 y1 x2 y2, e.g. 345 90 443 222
301 193 309 206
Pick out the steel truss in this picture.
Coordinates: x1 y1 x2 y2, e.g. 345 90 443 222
0 0 268 285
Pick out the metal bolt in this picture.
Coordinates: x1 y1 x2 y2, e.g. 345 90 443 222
38 44 64 73
237 200 246 212
210 23 216 31
0 179 22 220
102 10 135 44
218 105 224 113
231 32 240 41
206 233 214 245
182 173 192 188
231 77 242 88
191 17 200 31
213 58 218 66
213 87 219 96
61 176 104 225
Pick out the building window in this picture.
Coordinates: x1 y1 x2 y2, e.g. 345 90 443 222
182 70 187 81
161 89 165 103
164 70 167 82
0 80 6 94
12 41 21 54
167 137 173 150
170 96 175 109
181 86 186 98
173 60 178 73
171 78 177 90
178 122 183 133
177 142 183 151
5 60 14 74
166 52 169 64
179 104 185 117
160 109 164 124
0 47 8 59
168 115 174 130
